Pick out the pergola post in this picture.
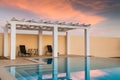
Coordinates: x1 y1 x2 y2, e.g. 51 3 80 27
52 26 58 57
84 28 90 57
66 31 70 55
4 26 8 57
38 29 42 56
10 23 16 60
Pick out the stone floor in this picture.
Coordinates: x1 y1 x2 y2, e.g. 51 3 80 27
0 55 82 66
0 57 43 67
0 56 8 60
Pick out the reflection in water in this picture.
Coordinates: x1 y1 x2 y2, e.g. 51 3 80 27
65 57 71 80
8 57 91 80
85 57 90 80
70 57 106 80
43 58 71 80
43 57 91 80
53 57 90 80
52 58 58 80
37 65 42 80
47 58 53 64
52 57 72 80
6 57 109 80
10 66 16 76
68 57 90 80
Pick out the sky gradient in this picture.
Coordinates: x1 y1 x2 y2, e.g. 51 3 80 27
0 0 120 37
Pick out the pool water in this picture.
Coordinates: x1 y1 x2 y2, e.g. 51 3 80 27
5 57 120 80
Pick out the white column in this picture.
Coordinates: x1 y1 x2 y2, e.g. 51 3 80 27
4 26 8 57
84 29 90 57
10 23 16 60
38 30 42 56
66 32 70 55
52 26 58 57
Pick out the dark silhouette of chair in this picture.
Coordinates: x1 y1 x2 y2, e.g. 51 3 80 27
47 45 53 52
46 45 59 56
19 45 31 56
46 45 52 56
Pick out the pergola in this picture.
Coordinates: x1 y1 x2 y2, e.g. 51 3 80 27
3 18 91 60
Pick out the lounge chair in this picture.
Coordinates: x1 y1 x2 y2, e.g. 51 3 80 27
19 45 32 57
46 45 52 56
46 45 59 56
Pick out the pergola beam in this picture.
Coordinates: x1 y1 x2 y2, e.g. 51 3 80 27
8 21 90 29
8 25 75 32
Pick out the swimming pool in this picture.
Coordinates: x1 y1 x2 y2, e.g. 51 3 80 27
5 57 120 80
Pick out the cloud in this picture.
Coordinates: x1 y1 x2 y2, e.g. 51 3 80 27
70 0 120 11
0 0 105 24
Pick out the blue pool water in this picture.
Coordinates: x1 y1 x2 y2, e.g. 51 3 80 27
5 57 120 80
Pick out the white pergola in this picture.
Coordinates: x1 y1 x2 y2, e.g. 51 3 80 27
3 18 91 60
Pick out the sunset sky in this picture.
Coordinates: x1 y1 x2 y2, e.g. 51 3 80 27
0 0 120 37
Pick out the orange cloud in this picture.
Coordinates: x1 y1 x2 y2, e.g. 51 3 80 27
1 0 105 24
